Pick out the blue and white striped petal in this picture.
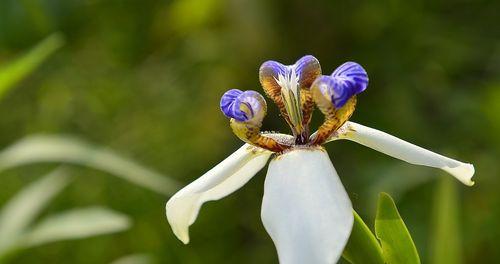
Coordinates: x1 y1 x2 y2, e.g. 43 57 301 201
295 55 321 88
311 62 368 108
331 62 368 98
220 89 266 122
259 55 321 92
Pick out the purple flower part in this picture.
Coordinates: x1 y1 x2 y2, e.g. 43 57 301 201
220 89 264 122
295 55 321 87
235 90 264 119
260 55 320 87
331 62 369 96
259 61 287 81
220 89 246 121
314 76 353 108
260 60 287 76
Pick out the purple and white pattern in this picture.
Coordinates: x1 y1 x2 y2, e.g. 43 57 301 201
313 62 368 108
259 55 321 90
331 62 368 96
220 89 265 122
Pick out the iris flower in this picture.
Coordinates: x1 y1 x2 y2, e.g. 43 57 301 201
165 55 474 264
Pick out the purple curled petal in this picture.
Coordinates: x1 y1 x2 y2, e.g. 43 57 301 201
331 62 369 95
235 90 264 120
294 55 321 88
260 60 287 77
259 60 288 96
220 89 265 122
313 76 352 108
220 89 247 121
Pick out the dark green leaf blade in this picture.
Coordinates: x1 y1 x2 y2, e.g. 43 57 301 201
375 192 420 264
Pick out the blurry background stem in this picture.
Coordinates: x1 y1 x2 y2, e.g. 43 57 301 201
430 175 463 264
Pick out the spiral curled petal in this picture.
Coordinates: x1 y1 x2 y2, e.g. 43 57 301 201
310 62 368 109
331 62 369 98
220 89 245 121
312 76 353 108
220 89 266 122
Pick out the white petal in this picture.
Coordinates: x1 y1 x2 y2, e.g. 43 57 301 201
261 148 353 264
329 122 475 186
166 144 272 244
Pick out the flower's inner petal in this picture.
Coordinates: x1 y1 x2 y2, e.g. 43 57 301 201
275 66 304 133
295 55 321 89
259 60 288 98
261 148 353 264
312 76 354 110
220 90 266 123
311 62 368 109
328 121 475 186
331 62 369 96
166 144 272 244
235 90 266 122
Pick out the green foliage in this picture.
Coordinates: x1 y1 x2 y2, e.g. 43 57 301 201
343 193 423 264
375 193 420 264
0 169 71 254
0 135 181 195
20 207 130 248
0 170 131 260
0 33 64 100
343 211 384 264
430 176 462 264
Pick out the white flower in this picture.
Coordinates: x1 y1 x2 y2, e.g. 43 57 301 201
166 56 474 264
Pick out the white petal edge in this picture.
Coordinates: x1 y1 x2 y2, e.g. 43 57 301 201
166 144 272 244
327 121 475 186
261 148 353 264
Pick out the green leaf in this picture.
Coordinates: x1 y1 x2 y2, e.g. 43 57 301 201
342 210 384 264
0 135 181 195
0 168 71 254
430 176 463 264
19 207 131 248
375 192 420 264
0 33 64 100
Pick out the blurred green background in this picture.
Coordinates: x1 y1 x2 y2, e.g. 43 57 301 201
0 0 498 263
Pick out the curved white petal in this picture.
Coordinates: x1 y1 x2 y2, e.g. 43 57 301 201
328 122 474 186
166 144 272 244
261 148 353 264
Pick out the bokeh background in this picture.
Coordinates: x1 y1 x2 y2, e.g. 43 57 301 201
0 0 498 263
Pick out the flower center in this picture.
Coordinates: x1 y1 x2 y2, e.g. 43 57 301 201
274 67 305 139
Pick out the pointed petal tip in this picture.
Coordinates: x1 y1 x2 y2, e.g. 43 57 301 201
176 229 190 244
165 195 196 245
171 223 190 244
167 216 191 245
164 144 272 246
443 162 475 186
339 122 476 187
